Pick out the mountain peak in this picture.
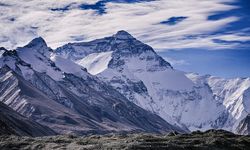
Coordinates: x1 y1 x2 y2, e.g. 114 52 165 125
0 47 7 51
113 30 134 40
25 37 47 48
18 36 52 56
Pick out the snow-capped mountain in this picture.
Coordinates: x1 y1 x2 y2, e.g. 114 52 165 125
0 36 182 135
56 30 250 134
187 73 250 134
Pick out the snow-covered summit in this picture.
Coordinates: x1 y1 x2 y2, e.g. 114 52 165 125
21 37 51 56
113 30 135 40
56 30 172 70
23 37 48 49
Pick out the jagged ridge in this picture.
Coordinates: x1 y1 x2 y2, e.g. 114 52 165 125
0 35 183 135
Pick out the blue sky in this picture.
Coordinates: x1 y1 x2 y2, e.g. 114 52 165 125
0 0 249 78
160 49 250 78
161 0 250 78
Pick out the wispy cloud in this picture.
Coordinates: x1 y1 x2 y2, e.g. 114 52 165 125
163 57 189 66
0 0 249 51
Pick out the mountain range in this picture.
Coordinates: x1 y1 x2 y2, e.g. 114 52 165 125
0 35 182 135
0 31 249 136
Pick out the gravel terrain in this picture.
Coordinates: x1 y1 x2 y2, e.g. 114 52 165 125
0 130 250 150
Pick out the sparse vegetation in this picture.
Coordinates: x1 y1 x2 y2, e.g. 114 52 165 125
0 130 250 150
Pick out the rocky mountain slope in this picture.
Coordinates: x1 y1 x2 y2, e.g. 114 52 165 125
0 101 56 137
236 115 250 135
0 37 182 135
56 30 250 134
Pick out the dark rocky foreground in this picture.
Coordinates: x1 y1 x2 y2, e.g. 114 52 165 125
0 130 250 150
0 102 56 137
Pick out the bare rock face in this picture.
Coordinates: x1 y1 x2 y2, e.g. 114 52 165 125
0 102 56 137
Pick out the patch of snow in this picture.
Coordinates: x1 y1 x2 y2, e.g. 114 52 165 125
0 74 20 104
51 55 87 78
76 51 113 75
16 47 63 81
0 50 4 58
0 70 12 81
125 56 194 91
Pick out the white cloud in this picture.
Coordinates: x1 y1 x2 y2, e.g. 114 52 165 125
0 0 249 51
163 57 189 66
216 34 250 41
